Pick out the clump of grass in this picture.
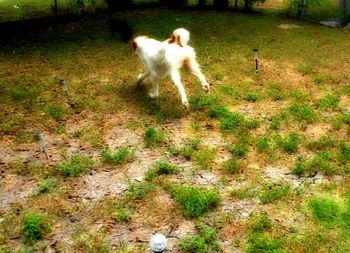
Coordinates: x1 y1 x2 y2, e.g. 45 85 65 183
307 135 338 151
22 212 52 243
208 105 230 118
297 65 314 75
279 132 299 154
73 229 111 253
219 112 245 132
308 197 341 223
229 187 256 199
318 94 340 110
246 92 259 102
268 83 285 101
166 184 221 218
243 118 260 130
46 105 65 121
292 156 307 175
100 146 134 165
270 116 281 130
339 143 350 164
208 105 246 132
288 102 317 122
292 151 340 175
171 139 201 159
113 209 131 223
313 74 330 85
145 160 179 181
227 143 248 157
255 135 278 157
15 131 34 144
259 184 290 204
246 233 285 253
222 159 241 174
246 212 285 252
178 223 221 252
37 178 57 194
58 154 94 177
10 87 35 102
126 181 155 201
144 127 166 147
308 151 337 175
189 94 217 111
192 147 216 170
250 214 272 233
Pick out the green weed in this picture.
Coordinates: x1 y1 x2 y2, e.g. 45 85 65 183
192 148 216 170
22 212 52 243
279 132 299 154
259 184 290 204
307 135 338 151
229 187 256 199
268 83 285 101
145 160 179 181
222 159 241 174
37 178 57 194
46 105 65 121
246 92 259 102
308 197 341 223
227 143 248 157
126 182 155 201
178 223 221 253
167 184 221 218
144 127 166 147
270 115 281 130
58 154 94 177
288 102 317 122
190 94 217 111
100 147 134 165
318 94 340 110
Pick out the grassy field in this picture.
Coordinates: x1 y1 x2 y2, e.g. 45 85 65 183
0 8 350 253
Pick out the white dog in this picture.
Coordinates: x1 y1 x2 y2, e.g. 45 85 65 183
132 28 210 107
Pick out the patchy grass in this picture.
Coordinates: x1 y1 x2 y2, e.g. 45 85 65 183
22 212 52 244
1 7 350 252
58 154 94 177
100 146 134 165
192 147 217 170
166 184 221 218
144 127 166 147
145 160 180 181
259 184 291 204
179 223 221 253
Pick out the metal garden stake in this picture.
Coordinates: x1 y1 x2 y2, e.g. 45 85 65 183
37 132 49 160
253 48 259 73
59 79 75 108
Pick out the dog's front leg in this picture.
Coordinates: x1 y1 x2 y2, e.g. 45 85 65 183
136 70 150 85
149 76 159 98
170 70 189 108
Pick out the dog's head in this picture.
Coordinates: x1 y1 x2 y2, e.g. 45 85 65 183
131 36 149 52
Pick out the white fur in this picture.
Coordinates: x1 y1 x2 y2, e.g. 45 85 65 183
133 28 210 107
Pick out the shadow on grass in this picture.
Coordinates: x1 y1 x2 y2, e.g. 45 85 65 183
118 82 187 122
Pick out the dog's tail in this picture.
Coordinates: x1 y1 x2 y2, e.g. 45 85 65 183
169 28 190 47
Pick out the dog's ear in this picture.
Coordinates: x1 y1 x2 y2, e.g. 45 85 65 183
131 39 137 50
168 35 175 44
176 35 184 47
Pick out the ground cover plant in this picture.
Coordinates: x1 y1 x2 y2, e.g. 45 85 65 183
0 6 350 253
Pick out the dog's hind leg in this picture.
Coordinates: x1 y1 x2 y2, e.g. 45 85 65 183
149 76 159 99
170 70 189 108
136 70 150 85
187 58 210 92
